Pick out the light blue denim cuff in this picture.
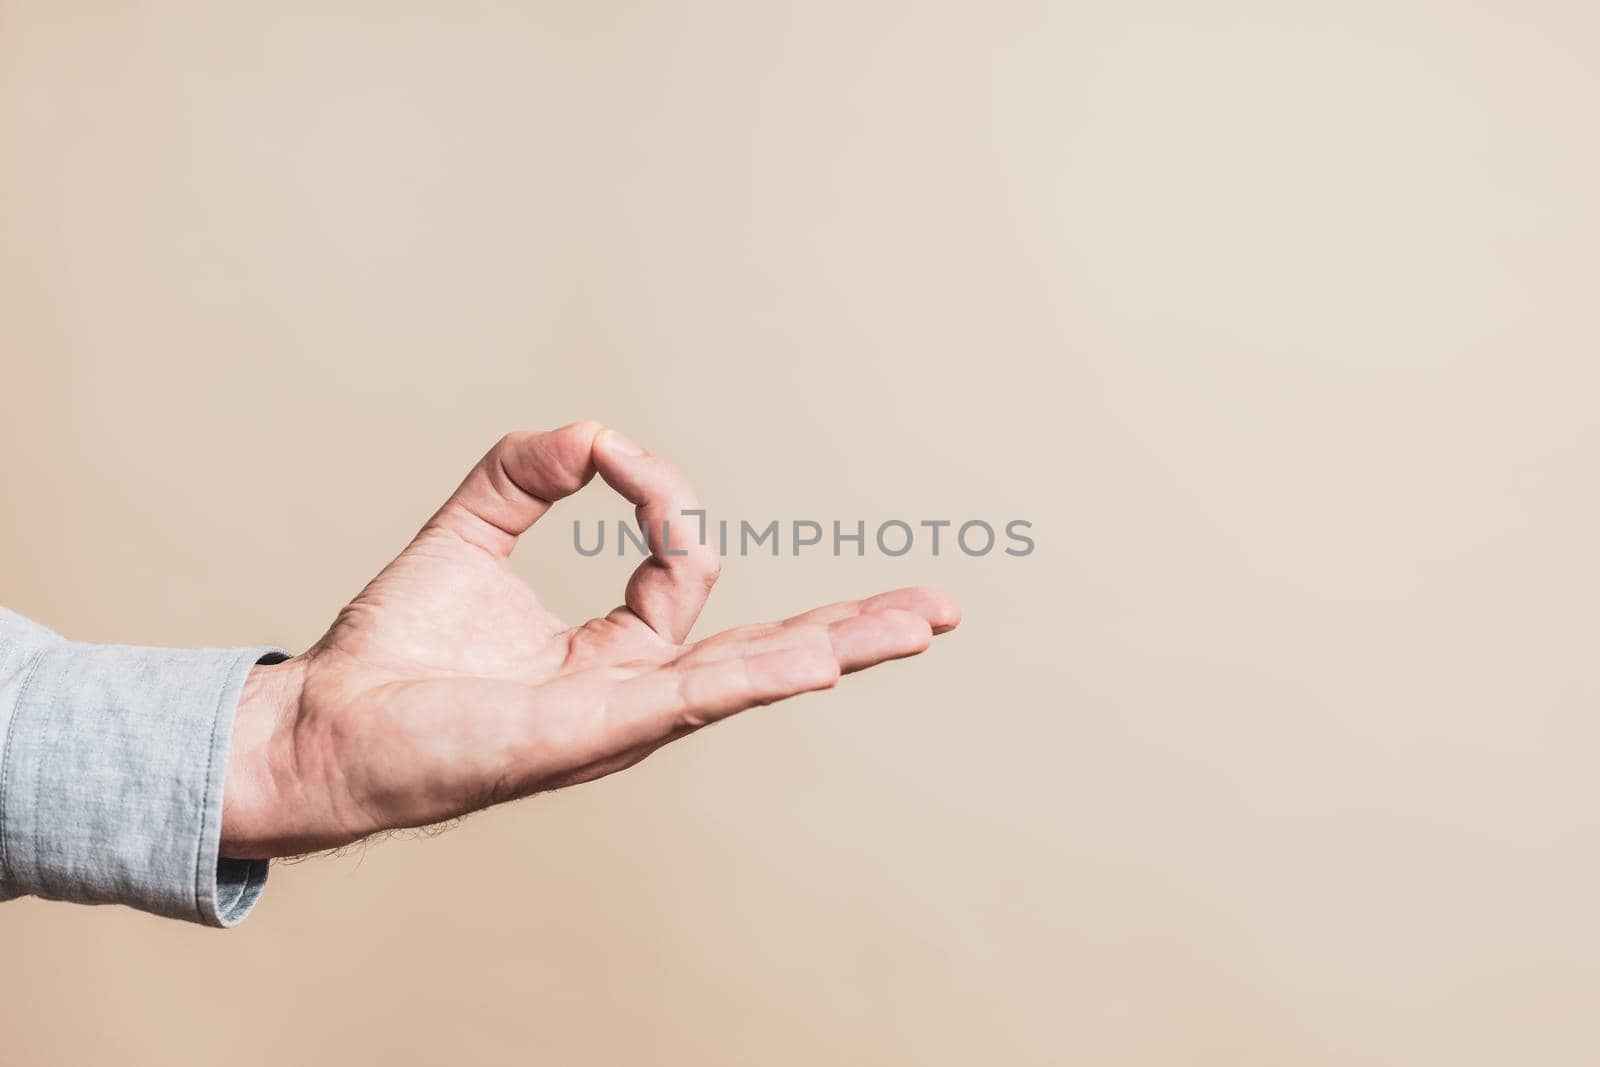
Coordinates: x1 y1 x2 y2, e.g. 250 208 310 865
0 611 284 927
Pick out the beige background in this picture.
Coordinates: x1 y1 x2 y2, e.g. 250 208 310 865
2 1 1598 1063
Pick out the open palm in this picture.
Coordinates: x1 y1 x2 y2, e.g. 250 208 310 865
222 423 959 857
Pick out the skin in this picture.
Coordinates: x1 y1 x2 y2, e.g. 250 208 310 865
222 422 960 857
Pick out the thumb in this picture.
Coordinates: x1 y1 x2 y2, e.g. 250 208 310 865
424 421 605 558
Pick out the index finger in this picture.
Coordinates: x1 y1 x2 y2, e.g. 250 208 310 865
592 429 722 643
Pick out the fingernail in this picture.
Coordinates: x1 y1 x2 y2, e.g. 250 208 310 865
600 428 644 456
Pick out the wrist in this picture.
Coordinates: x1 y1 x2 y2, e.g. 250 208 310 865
221 656 307 859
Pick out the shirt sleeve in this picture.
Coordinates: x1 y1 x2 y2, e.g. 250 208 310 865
0 606 283 927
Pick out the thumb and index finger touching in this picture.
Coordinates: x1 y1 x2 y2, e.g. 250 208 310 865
426 421 720 642
427 422 960 658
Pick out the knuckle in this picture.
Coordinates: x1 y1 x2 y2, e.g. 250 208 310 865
697 548 723 586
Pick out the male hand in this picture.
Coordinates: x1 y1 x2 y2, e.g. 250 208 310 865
222 423 959 857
